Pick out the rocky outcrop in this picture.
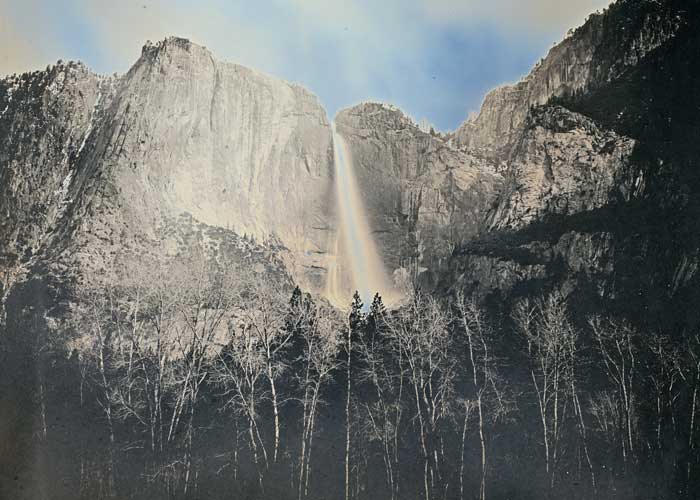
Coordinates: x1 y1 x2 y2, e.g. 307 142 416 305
449 0 700 331
0 63 114 293
454 0 684 156
489 106 638 229
335 103 503 287
446 105 637 299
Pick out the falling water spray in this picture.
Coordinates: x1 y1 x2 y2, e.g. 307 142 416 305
326 122 397 309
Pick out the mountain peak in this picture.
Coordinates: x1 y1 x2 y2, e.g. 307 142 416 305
139 36 213 63
337 101 421 134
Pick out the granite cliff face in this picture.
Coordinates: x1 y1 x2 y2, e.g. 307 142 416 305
0 38 336 310
448 0 700 331
453 0 684 156
335 103 503 288
2 0 700 333
488 106 638 230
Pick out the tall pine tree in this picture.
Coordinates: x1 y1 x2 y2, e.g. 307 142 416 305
366 293 386 339
345 291 365 500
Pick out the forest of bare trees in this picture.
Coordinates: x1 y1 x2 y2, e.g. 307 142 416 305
25 253 700 499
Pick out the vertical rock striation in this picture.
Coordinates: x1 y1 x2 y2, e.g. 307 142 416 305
0 63 114 294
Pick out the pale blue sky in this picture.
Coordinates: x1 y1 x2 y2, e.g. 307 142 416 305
0 0 610 130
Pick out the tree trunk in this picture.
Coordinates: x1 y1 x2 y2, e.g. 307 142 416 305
268 366 281 464
688 376 699 484
345 326 352 500
478 395 486 500
460 407 469 500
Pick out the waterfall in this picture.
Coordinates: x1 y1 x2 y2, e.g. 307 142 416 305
326 122 397 309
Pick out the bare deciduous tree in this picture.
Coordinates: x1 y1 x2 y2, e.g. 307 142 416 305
677 332 700 487
646 334 682 464
388 291 456 500
456 293 512 500
514 292 583 490
356 294 404 500
213 315 269 488
237 278 295 465
291 298 342 500
71 284 121 497
589 316 641 471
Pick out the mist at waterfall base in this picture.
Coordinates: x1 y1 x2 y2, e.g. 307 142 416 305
326 123 399 310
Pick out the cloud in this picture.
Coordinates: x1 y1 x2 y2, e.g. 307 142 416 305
0 0 613 129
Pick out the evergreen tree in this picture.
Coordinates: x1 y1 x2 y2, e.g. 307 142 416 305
349 291 365 334
289 285 302 313
286 285 312 374
366 293 386 338
345 291 365 500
